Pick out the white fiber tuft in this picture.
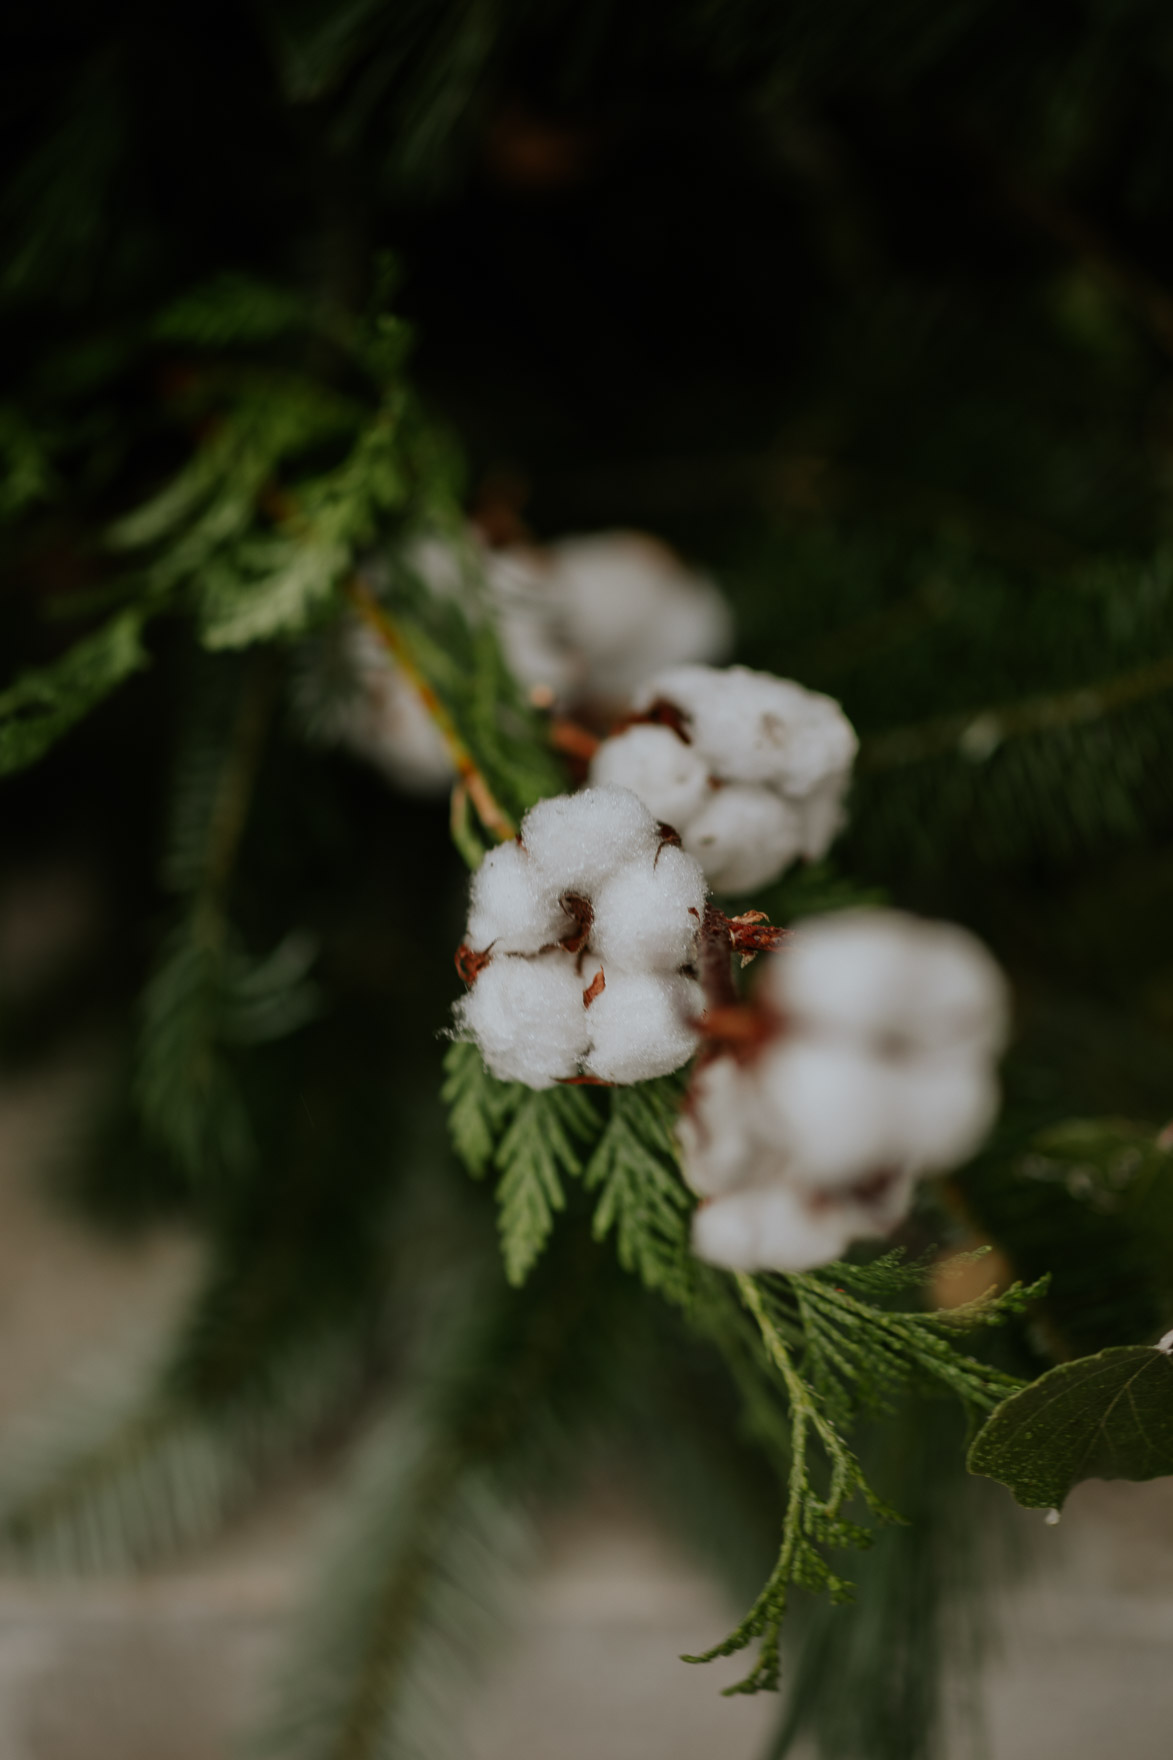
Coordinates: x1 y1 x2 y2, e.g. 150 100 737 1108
584 972 703 1083
588 724 709 832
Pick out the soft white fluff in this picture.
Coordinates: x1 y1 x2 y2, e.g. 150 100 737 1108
455 787 709 1089
318 526 732 793
521 786 662 894
324 622 454 792
584 971 703 1084
589 724 710 832
681 907 1008 1272
693 1186 861 1274
455 952 590 1088
590 843 707 972
766 909 1009 1056
543 532 733 702
591 662 858 894
682 785 806 895
676 1056 758 1198
465 840 570 956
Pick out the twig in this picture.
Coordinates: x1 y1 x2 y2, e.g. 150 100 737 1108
862 647 1173 771
345 577 516 842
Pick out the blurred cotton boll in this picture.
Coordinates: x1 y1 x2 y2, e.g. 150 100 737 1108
682 907 1009 1272
591 663 857 894
294 618 455 793
537 531 734 703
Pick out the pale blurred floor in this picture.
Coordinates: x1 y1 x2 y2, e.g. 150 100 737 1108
2 1053 1173 1759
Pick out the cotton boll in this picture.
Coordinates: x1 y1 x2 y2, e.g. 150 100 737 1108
635 665 856 791
692 1186 860 1273
497 599 580 702
466 840 571 955
485 549 581 702
763 689 859 798
799 770 851 860
904 923 1010 1056
678 1056 758 1198
341 646 455 793
590 844 707 973
633 663 735 743
683 785 806 894
546 533 733 700
589 725 710 833
584 971 702 1083
765 910 921 1041
894 1054 999 1171
771 909 1009 1056
756 1039 901 1186
696 670 825 786
520 787 661 893
455 953 588 1088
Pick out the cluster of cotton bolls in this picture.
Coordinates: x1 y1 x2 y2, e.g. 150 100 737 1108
317 530 733 792
589 664 858 894
682 909 1009 1272
453 786 708 1088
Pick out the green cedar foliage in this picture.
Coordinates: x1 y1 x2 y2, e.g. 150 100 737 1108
443 1045 1042 1692
4 2 1173 1754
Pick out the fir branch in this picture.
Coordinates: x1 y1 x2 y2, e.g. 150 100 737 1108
135 655 317 1189
862 646 1173 771
0 607 149 775
440 1040 524 1180
257 1225 617 1760
682 1253 1040 1694
683 1273 888 1695
493 1085 599 1286
584 1081 694 1302
347 575 517 841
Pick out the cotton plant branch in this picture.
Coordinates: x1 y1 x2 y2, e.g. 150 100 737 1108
345 574 517 846
861 646 1173 770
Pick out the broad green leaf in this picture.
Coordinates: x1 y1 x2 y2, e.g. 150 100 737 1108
968 1345 1173 1508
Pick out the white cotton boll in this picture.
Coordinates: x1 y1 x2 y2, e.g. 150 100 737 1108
485 549 581 702
764 689 859 798
765 910 922 1041
520 787 661 893
633 663 735 741
546 533 734 701
678 1057 758 1198
589 725 710 834
403 532 470 600
692 1186 860 1273
590 844 707 973
465 840 570 955
455 953 588 1088
584 971 702 1083
756 1039 901 1186
698 670 823 786
904 923 1010 1056
634 663 857 796
341 648 455 793
683 785 806 894
769 909 1009 1056
497 600 580 702
894 1054 999 1172
799 770 851 861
